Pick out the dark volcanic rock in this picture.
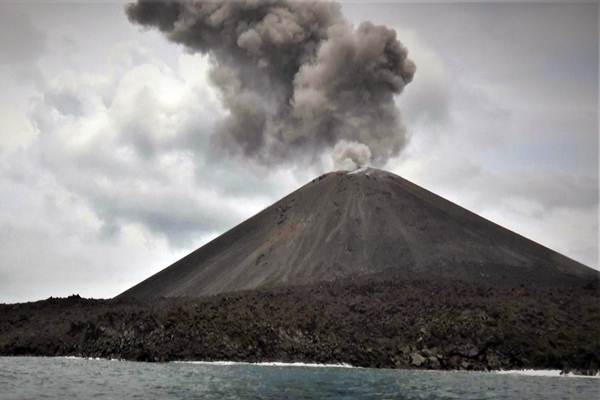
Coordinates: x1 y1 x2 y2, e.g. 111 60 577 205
1 277 599 372
120 168 598 299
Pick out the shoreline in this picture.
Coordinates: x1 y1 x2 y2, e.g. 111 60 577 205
2 282 598 375
4 356 599 378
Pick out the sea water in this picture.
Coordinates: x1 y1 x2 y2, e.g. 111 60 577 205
0 357 597 399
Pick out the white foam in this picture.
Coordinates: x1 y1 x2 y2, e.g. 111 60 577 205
173 360 354 368
495 369 600 379
53 357 600 377
60 356 120 362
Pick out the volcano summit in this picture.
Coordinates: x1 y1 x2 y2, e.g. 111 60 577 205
121 168 596 299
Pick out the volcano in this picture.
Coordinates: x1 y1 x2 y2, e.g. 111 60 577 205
120 168 597 299
4 168 599 371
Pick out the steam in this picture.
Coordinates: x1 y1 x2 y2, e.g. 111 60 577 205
332 140 372 171
126 0 415 167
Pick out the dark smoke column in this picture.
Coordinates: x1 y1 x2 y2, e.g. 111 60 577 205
126 0 415 169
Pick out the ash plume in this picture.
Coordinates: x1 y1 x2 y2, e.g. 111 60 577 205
333 140 371 171
126 0 415 167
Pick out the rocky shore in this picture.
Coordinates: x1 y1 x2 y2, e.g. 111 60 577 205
1 276 598 374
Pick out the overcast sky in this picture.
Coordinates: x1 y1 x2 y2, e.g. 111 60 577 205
0 1 597 303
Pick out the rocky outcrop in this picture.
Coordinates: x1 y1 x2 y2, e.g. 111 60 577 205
1 277 598 373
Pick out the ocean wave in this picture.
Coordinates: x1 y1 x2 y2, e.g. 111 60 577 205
495 369 600 379
54 357 600 377
172 360 354 368
60 356 120 362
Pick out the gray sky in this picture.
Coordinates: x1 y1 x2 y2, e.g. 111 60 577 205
0 2 597 303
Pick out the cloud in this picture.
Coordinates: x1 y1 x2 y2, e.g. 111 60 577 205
0 104 37 150
0 34 310 302
0 6 46 88
332 140 372 171
394 29 450 127
0 162 180 302
0 1 319 301
126 0 416 167
0 7 45 66
15 42 307 250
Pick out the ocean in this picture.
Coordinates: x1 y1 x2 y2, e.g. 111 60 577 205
0 357 597 399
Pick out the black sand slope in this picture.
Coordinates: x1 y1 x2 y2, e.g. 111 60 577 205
120 168 597 299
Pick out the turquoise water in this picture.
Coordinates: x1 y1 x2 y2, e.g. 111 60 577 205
0 357 597 399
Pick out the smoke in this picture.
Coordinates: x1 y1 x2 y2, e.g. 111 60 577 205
126 0 415 167
332 140 371 171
